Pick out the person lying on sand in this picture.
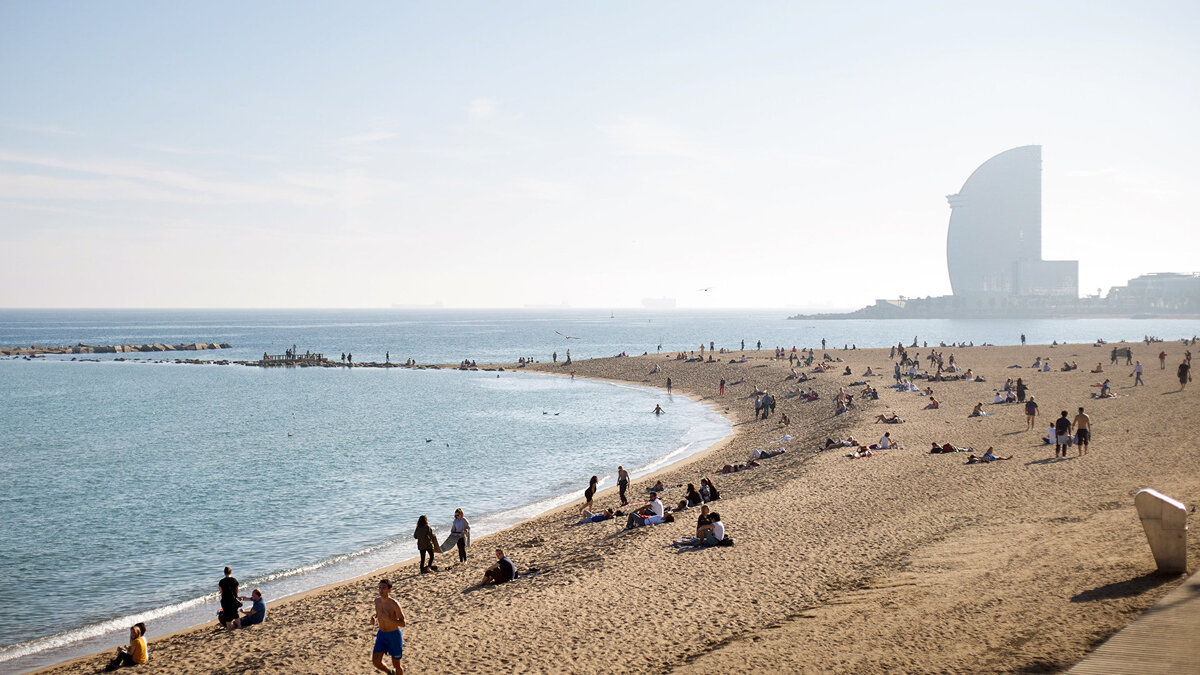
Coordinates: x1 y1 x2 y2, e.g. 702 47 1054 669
825 436 859 449
649 480 666 493
848 448 876 458
575 508 617 525
982 447 1012 461
875 413 904 424
720 461 759 474
750 448 785 461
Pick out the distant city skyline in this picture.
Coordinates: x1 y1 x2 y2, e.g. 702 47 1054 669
2 2 1198 309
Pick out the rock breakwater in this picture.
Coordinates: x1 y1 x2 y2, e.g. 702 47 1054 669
1 342 231 356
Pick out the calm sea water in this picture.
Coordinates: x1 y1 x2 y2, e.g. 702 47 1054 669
1 309 1198 672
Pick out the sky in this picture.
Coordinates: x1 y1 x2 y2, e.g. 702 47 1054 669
1 1 1197 310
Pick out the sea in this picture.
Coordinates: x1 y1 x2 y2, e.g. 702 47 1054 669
2 309 1198 673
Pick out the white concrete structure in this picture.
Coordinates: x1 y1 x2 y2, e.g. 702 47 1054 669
1134 488 1188 574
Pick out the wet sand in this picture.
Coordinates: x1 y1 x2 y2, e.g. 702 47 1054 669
37 342 1200 674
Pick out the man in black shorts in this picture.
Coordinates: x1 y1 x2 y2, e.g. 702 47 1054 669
1072 407 1091 456
1054 411 1072 458
218 566 240 629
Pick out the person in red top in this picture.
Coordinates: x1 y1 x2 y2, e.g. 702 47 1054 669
1159 351 1167 369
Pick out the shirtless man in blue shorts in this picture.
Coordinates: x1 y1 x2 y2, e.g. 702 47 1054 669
371 579 406 675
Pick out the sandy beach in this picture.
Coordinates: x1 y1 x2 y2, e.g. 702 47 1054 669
37 341 1199 674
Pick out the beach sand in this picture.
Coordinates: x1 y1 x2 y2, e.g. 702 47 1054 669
37 342 1199 674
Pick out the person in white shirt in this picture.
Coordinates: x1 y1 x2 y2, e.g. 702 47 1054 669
625 493 668 529
699 513 725 546
878 433 892 449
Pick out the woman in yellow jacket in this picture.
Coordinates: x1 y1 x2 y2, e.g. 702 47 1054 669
105 623 147 670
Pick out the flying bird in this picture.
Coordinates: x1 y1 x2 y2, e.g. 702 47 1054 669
698 287 713 292
555 330 581 340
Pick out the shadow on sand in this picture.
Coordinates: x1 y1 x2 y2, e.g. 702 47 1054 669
1070 571 1177 603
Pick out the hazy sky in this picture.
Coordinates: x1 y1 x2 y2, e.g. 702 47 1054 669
2 1 1197 309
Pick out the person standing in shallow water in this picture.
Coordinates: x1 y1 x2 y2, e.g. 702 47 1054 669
666 377 672 393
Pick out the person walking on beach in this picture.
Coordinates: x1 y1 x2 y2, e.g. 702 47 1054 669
1133 361 1144 386
105 623 148 671
1160 350 1167 369
217 567 240 629
617 465 630 506
1016 378 1027 403
1021 333 1026 346
1073 407 1091 456
579 476 599 515
413 516 440 574
719 378 725 396
370 579 405 675
1180 359 1191 390
444 509 471 562
1024 396 1039 430
1054 411 1072 458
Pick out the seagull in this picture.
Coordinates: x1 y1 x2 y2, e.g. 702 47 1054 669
555 330 581 340
698 287 713 292
425 438 433 443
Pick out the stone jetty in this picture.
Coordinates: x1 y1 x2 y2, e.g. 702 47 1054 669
1 342 231 356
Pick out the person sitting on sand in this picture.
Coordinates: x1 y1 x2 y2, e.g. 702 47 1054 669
993 391 1005 404
1095 379 1113 398
685 483 703 507
779 412 791 427
700 477 720 501
1092 363 1103 373
105 623 147 671
481 549 517 585
674 499 689 512
649 480 666 493
863 366 874 376
875 412 903 424
925 397 940 409
835 398 848 415
674 511 725 547
625 492 665 528
922 386 934 396
969 402 985 417
234 589 266 628
877 432 895 449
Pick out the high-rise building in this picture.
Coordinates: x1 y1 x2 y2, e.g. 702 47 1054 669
946 145 1077 297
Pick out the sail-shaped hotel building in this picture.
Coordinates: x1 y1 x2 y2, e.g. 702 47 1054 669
945 145 1078 298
